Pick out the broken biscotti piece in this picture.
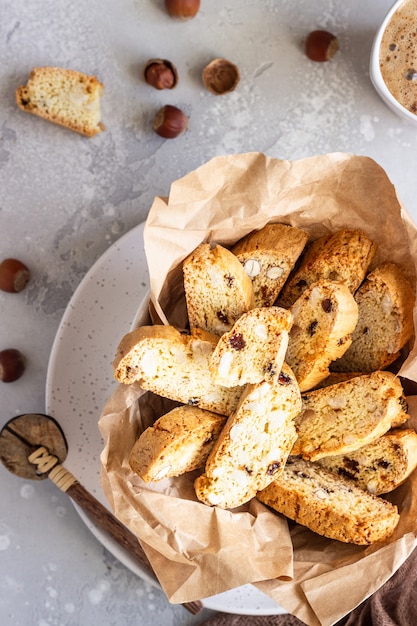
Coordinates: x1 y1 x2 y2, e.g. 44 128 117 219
316 428 417 495
209 306 293 387
291 371 409 461
257 456 400 545
194 363 301 509
285 280 358 392
231 223 309 307
16 67 105 137
331 262 415 373
129 406 226 482
277 228 377 308
112 325 242 416
183 243 255 336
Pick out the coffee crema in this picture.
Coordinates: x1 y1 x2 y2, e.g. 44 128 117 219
379 0 417 114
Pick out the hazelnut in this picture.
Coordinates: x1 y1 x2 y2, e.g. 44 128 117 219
144 59 178 90
152 105 189 138
304 30 339 62
164 0 200 20
0 348 26 382
202 58 240 95
0 258 30 293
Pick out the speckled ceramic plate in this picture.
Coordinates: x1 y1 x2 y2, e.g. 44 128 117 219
45 222 286 615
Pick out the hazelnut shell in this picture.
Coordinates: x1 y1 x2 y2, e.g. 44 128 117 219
143 58 178 90
202 58 240 95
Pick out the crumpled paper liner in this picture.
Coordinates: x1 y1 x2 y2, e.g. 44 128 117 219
99 152 417 626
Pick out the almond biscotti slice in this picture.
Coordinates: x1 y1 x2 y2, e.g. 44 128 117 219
16 67 105 137
316 428 417 495
232 223 309 307
183 243 255 336
332 262 415 373
209 306 293 387
112 325 242 416
194 363 301 509
291 371 409 461
257 456 400 545
129 406 226 482
285 280 358 392
277 229 377 308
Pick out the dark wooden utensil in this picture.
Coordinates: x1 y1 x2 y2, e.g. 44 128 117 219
0 413 202 615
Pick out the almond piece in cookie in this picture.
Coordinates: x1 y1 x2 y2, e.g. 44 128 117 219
209 306 293 387
113 325 242 416
232 223 309 307
195 363 301 509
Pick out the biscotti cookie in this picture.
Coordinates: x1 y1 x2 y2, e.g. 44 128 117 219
129 406 226 482
316 428 417 495
285 280 358 391
257 456 400 545
16 67 105 137
278 229 377 308
113 325 242 416
332 262 415 373
194 363 301 509
183 243 255 336
232 223 309 307
209 306 293 387
291 371 409 461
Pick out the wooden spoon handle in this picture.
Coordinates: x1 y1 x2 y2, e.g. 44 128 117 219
66 481 155 574
28 447 202 614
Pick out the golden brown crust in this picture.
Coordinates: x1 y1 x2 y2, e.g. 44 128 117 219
183 243 255 336
277 229 377 308
257 456 400 545
316 428 417 494
209 306 293 387
113 325 242 416
232 223 309 307
195 363 301 509
16 67 104 137
286 280 358 391
292 371 409 461
129 406 226 482
332 262 415 373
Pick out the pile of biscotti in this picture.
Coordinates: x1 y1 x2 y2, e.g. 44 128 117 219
113 224 417 545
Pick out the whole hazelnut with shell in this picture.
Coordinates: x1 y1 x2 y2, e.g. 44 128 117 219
164 0 200 20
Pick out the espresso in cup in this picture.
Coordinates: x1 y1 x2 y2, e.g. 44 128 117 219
380 0 417 115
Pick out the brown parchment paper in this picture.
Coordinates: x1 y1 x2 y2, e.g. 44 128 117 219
99 152 417 626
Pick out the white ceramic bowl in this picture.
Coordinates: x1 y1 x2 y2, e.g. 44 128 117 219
370 0 417 125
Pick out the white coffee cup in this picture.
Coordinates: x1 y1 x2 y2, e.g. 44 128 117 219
370 0 417 125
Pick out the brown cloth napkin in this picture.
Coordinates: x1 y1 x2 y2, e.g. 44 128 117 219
199 547 417 626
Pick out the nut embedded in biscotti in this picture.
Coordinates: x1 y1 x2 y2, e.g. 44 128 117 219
0 348 26 382
0 258 30 293
202 58 240 95
164 0 200 20
144 59 178 90
152 104 189 138
304 30 339 62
